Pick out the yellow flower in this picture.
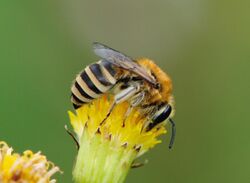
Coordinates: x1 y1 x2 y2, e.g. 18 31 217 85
68 95 168 183
0 141 60 183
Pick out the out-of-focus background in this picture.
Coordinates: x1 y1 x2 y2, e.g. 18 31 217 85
1 0 249 182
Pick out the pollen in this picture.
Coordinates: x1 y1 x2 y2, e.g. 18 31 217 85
0 141 60 183
68 95 167 157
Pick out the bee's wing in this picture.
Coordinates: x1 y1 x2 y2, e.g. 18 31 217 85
93 42 157 86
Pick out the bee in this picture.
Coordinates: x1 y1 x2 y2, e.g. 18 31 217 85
71 42 176 149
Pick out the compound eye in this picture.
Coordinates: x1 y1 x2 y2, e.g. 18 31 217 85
147 104 172 131
152 104 172 124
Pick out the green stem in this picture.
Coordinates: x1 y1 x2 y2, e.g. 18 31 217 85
73 132 137 183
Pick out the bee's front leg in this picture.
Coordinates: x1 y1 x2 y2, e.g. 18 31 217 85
130 92 145 107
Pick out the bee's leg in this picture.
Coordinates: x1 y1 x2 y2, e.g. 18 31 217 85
168 118 176 149
100 102 116 126
141 106 156 131
122 106 133 127
131 159 148 168
131 92 145 107
122 92 145 126
100 84 140 125
114 84 140 104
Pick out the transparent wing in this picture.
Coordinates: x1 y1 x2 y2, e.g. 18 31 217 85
93 42 157 86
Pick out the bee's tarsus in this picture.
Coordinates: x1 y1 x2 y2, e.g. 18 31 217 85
168 118 176 149
100 102 116 126
65 125 80 150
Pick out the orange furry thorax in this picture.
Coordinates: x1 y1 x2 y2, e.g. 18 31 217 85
137 58 173 104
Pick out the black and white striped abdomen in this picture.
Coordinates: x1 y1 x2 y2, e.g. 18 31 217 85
71 60 117 109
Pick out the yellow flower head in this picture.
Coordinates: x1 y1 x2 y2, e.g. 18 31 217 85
0 141 60 183
69 95 167 157
69 95 169 183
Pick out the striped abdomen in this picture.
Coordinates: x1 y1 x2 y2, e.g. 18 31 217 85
71 60 117 109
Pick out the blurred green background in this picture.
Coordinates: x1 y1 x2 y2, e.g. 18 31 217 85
1 0 250 182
